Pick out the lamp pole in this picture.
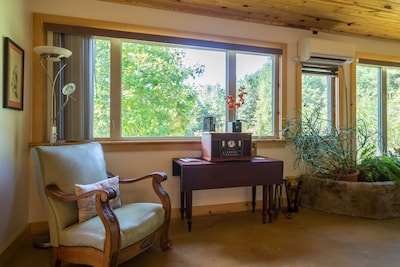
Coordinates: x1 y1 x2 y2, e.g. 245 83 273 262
34 46 74 145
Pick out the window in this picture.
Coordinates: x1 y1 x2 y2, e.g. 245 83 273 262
58 32 282 140
92 36 281 140
300 64 338 129
31 15 286 145
356 58 400 154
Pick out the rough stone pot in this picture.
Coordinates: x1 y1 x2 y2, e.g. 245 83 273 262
299 176 400 219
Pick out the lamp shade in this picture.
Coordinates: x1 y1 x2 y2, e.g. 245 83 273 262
62 83 76 96
34 46 72 62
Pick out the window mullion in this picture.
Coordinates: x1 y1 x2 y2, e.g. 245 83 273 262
226 50 236 125
273 56 280 137
327 76 336 125
380 68 388 153
110 39 122 139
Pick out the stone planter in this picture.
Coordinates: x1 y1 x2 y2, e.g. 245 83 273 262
336 170 359 182
299 176 400 219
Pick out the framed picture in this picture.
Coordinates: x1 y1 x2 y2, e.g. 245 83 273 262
3 37 24 110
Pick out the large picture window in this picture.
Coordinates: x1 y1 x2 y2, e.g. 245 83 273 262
53 31 282 140
31 15 286 145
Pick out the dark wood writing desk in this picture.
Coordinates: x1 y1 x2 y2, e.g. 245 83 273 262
172 157 284 232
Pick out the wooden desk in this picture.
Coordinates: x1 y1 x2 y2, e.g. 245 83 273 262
172 157 284 232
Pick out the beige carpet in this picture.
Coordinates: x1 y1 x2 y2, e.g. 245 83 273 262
4 208 400 267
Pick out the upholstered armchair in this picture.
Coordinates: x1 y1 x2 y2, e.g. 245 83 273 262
30 142 172 267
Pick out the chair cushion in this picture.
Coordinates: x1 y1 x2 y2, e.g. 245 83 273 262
59 203 165 251
75 176 122 223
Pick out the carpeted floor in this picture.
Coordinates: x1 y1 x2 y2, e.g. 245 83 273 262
5 208 400 267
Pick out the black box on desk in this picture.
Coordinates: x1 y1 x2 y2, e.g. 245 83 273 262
201 132 252 161
203 116 216 132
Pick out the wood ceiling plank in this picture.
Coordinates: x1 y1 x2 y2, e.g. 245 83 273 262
98 0 400 41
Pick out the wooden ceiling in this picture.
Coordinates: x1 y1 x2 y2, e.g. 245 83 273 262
99 0 400 42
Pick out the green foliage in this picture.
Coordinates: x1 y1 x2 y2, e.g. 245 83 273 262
239 61 274 135
301 74 329 119
93 39 111 138
192 84 226 134
282 105 373 179
356 65 400 153
358 149 400 184
93 38 277 138
120 44 203 137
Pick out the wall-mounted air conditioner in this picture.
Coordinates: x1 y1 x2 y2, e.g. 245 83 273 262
297 38 355 66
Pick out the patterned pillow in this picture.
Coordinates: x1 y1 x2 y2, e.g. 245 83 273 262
74 176 122 223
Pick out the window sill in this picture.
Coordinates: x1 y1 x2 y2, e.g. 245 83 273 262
99 139 202 152
100 138 285 152
29 138 285 152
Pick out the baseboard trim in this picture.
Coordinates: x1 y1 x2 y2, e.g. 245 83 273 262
190 200 263 216
30 221 49 235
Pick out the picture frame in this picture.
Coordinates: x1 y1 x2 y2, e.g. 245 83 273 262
3 37 24 110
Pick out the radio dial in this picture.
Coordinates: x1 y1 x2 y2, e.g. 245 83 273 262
227 140 236 148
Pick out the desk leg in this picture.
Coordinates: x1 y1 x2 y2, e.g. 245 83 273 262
268 185 274 223
186 191 193 232
180 191 185 220
262 185 274 224
252 186 256 213
262 185 267 224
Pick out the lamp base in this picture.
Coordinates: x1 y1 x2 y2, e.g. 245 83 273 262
50 125 57 145
32 233 51 249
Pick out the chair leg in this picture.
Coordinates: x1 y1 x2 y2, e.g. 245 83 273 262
160 226 172 250
160 237 172 250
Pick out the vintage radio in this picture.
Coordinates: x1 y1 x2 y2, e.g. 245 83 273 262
201 132 252 162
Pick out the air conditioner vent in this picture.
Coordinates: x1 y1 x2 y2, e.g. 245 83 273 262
298 38 355 66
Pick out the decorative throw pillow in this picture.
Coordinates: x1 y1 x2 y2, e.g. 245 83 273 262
74 176 122 223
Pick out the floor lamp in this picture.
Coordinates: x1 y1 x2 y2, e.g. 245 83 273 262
34 46 75 145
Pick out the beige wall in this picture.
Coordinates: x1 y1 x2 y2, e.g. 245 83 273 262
2 0 400 254
0 0 32 255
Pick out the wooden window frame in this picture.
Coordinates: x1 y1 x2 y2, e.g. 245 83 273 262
32 13 287 151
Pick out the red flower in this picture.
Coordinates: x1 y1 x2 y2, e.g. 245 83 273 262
226 86 247 110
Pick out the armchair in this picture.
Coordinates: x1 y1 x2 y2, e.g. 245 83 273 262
30 142 172 267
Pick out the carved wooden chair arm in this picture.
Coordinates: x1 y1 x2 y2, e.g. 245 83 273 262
107 171 167 184
45 184 121 256
107 171 171 222
45 184 117 203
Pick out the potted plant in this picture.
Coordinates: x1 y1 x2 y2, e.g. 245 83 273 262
282 106 373 181
283 107 400 218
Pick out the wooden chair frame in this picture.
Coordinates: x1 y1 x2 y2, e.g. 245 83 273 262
45 171 172 267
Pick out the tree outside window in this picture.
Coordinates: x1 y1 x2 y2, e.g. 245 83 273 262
93 37 280 139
